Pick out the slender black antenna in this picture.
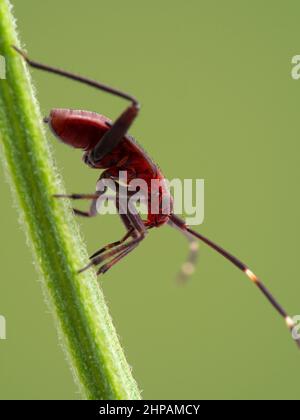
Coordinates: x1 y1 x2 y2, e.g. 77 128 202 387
169 214 300 348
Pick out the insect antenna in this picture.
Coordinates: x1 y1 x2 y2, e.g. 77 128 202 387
169 214 300 348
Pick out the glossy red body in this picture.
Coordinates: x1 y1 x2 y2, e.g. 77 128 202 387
47 109 172 227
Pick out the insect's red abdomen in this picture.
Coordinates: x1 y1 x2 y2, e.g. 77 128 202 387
47 109 110 151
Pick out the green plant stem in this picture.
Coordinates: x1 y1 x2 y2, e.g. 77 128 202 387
0 0 141 400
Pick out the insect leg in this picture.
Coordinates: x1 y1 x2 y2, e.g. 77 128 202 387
89 228 134 259
87 190 147 259
95 209 147 275
96 243 139 276
13 47 140 162
88 103 139 164
73 201 98 218
78 228 144 274
79 207 146 275
13 47 139 105
53 193 99 200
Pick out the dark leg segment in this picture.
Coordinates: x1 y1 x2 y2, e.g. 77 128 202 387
89 229 134 259
13 46 139 104
90 104 139 164
79 204 147 275
97 243 139 276
54 193 99 218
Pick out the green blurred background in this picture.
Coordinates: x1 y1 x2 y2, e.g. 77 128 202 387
1 0 300 400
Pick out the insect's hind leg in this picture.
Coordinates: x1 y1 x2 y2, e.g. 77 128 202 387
73 199 98 218
13 46 140 165
79 209 147 275
96 242 140 276
87 193 143 260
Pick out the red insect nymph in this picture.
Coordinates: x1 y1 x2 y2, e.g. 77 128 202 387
13 46 300 348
